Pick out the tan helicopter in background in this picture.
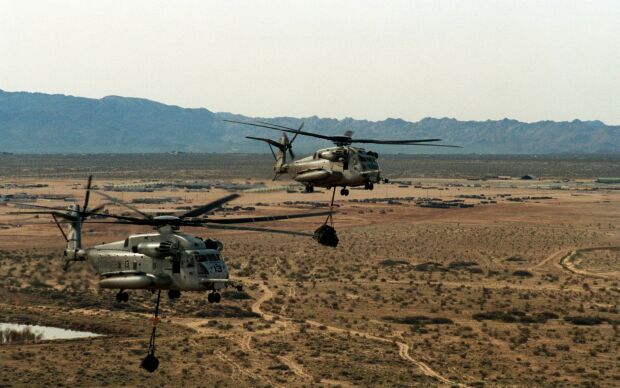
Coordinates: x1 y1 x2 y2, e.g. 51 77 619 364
14 176 333 372
225 119 460 196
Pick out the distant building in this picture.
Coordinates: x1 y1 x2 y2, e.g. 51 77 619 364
596 177 620 184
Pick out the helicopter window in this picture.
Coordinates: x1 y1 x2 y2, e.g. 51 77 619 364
195 253 220 262
359 155 378 169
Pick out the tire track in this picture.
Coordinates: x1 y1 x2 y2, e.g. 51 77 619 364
559 246 620 279
246 257 468 387
304 318 465 387
529 249 572 271
249 278 465 387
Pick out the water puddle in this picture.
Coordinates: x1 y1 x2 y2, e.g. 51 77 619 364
1 322 102 342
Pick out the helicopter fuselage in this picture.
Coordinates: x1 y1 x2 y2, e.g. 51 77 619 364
280 145 382 190
72 231 230 292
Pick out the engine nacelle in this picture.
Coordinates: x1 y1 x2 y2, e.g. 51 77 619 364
135 241 178 259
317 150 342 161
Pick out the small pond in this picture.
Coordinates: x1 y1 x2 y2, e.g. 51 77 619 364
1 322 103 341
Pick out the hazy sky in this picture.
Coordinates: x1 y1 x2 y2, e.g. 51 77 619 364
2 1 619 124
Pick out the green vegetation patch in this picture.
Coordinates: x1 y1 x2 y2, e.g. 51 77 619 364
383 315 453 325
564 316 616 326
194 305 259 319
379 259 410 267
473 310 558 323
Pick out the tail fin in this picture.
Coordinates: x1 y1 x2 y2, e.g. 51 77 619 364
65 204 82 251
246 134 292 180
245 122 302 179
62 204 86 269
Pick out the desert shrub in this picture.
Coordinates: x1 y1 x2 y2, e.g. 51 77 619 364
564 316 605 326
473 310 557 323
512 270 534 278
383 315 453 325
222 290 252 300
414 262 446 272
448 261 477 269
195 306 259 318
379 259 410 267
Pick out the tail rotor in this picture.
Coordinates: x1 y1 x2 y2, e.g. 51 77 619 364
244 121 303 181
15 175 103 271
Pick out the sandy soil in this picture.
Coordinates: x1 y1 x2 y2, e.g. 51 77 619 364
1 176 619 387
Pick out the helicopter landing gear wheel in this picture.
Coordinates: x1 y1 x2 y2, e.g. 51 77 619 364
116 290 129 303
304 185 314 193
364 182 374 190
340 188 349 196
208 292 221 304
141 289 161 373
167 289 181 299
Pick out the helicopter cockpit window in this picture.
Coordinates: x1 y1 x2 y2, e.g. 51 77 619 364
359 155 378 170
195 253 221 262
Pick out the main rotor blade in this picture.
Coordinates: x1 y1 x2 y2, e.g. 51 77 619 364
350 139 461 147
257 120 304 145
9 210 78 221
81 175 93 222
91 190 151 219
84 211 150 224
246 136 285 150
0 220 129 225
7 202 71 211
350 138 442 144
288 122 303 145
224 119 334 141
230 120 461 147
88 204 106 214
9 209 146 224
199 223 314 237
203 210 333 224
402 143 463 148
178 193 240 219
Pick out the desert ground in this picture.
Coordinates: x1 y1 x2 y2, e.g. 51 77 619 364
1 155 619 387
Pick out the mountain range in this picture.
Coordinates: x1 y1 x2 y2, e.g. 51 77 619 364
1 89 618 154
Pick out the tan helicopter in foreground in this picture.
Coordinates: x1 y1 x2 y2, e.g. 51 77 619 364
225 119 460 196
15 176 333 372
